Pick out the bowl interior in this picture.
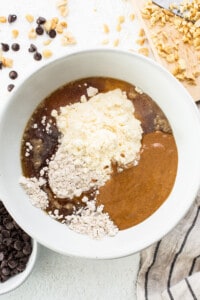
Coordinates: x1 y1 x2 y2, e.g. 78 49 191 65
0 239 37 295
0 49 200 259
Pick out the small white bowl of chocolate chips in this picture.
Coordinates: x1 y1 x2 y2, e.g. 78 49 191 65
0 49 200 259
0 201 37 295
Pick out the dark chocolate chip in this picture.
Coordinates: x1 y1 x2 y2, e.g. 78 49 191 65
0 61 3 70
0 252 4 261
35 26 44 35
1 267 10 276
22 233 30 242
33 52 42 61
17 263 26 272
2 229 10 238
1 43 9 52
0 275 9 282
8 14 17 23
48 29 56 38
7 84 15 92
9 70 18 80
22 243 32 255
8 260 18 269
3 238 12 246
1 260 8 268
28 43 37 53
36 16 46 25
15 251 24 258
5 222 14 230
11 43 20 51
13 240 23 251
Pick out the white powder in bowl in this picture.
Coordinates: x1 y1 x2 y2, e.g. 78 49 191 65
49 89 143 199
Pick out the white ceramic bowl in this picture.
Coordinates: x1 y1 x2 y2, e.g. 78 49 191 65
0 239 38 295
0 49 200 259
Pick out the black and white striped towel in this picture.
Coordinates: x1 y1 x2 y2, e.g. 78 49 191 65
136 190 200 300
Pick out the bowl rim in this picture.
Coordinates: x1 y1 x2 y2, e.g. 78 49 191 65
0 48 200 259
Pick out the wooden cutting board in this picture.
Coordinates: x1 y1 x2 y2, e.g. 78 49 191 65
132 0 200 102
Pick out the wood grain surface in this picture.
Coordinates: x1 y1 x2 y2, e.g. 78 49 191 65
132 0 200 102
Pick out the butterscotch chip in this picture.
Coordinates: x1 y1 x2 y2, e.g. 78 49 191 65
25 14 34 23
0 16 7 23
11 29 19 38
42 49 53 58
103 24 109 34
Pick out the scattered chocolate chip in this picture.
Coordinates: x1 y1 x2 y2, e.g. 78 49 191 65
36 16 46 25
33 52 42 61
8 14 17 23
35 26 44 35
11 43 20 51
9 70 18 80
1 43 9 52
7 84 15 92
48 29 56 38
28 43 37 53
0 61 3 70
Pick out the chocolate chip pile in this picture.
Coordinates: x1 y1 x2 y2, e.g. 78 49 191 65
0 201 32 283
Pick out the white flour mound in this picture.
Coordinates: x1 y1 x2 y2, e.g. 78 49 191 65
49 88 143 199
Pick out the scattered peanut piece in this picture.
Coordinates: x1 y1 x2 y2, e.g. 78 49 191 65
11 29 19 39
139 28 145 37
42 49 53 58
118 16 125 24
116 23 121 32
25 14 34 23
101 39 109 45
61 31 76 46
130 13 135 21
136 38 146 46
113 39 119 47
28 28 37 39
2 57 13 68
103 24 109 34
56 0 68 17
0 16 7 23
138 47 149 56
43 39 52 46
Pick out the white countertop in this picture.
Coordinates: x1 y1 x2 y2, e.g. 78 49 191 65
0 1 151 299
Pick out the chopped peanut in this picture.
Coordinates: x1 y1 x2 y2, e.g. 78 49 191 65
25 14 34 23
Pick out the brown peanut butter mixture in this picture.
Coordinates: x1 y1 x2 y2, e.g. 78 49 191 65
21 77 178 231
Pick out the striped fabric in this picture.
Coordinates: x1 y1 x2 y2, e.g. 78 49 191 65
136 191 200 300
